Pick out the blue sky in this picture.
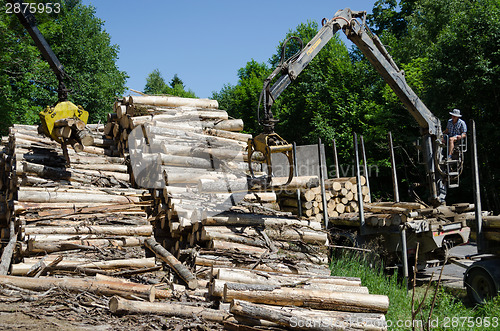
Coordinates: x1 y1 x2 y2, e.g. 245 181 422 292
82 1 378 98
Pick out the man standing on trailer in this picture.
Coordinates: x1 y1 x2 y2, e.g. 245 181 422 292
443 108 467 159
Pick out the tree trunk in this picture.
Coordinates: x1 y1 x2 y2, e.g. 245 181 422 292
223 285 389 313
23 225 152 236
230 299 387 331
144 238 198 289
0 275 169 301
129 95 219 109
11 257 156 276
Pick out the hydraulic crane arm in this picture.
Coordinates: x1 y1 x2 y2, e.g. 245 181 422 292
256 8 448 203
8 0 69 101
263 8 441 137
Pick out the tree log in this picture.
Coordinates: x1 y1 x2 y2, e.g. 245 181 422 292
23 225 152 236
17 190 140 204
201 226 327 245
215 267 360 286
0 221 16 275
23 237 144 255
271 176 319 190
201 213 319 229
129 95 219 109
230 299 387 331
144 238 198 289
12 257 157 275
0 275 168 301
223 285 389 313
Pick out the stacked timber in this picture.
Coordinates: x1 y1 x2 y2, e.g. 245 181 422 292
279 176 371 221
0 124 152 274
208 267 388 329
105 95 389 327
0 96 389 329
329 200 484 229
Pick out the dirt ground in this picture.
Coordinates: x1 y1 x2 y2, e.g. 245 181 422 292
0 245 225 331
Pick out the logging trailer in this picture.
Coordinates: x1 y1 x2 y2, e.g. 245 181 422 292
253 8 473 273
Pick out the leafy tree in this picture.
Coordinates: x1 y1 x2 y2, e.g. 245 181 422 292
143 70 196 98
212 59 270 136
144 69 166 95
170 74 183 89
0 0 128 132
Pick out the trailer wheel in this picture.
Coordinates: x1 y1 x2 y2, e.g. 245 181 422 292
465 267 497 304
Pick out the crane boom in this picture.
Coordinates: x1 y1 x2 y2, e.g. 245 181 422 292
8 0 69 101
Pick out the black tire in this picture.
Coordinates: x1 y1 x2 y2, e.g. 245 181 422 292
465 267 497 304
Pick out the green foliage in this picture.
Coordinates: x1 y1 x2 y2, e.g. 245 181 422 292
143 69 166 95
144 70 196 98
330 251 410 325
212 59 271 135
0 0 127 133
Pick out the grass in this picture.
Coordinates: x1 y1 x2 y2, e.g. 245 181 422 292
329 250 500 330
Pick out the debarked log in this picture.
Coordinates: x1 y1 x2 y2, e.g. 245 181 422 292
144 238 198 289
230 299 387 331
23 225 152 236
0 275 169 301
223 285 390 313
128 95 219 109
23 237 144 255
17 190 140 204
11 257 156 276
215 268 362 287
109 295 230 321
108 296 278 327
201 226 327 245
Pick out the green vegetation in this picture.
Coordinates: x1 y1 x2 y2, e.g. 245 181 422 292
144 69 196 98
330 251 500 330
0 0 127 133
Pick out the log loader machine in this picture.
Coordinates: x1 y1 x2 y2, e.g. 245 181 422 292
248 8 471 272
8 0 90 159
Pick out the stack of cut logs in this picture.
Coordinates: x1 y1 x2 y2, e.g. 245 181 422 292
329 200 486 229
0 123 153 276
466 211 500 252
279 176 371 221
104 95 389 327
0 96 390 329
49 117 95 153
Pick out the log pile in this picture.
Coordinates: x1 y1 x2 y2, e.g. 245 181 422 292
278 176 371 221
0 124 152 272
328 200 481 230
0 96 390 329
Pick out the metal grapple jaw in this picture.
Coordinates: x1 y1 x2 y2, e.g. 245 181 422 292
247 132 294 188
